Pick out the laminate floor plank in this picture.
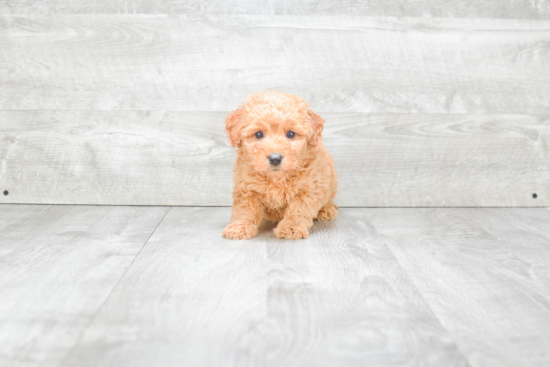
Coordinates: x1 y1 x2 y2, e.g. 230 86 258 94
0 204 169 367
263 209 468 367
3 206 549 367
62 207 268 367
368 208 550 367
63 207 469 367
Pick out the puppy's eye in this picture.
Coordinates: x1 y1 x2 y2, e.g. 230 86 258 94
255 131 264 139
286 131 296 139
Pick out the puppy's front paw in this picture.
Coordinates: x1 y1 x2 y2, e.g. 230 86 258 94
222 220 258 240
274 219 309 240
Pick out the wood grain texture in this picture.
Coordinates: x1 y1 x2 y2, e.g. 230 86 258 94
62 207 469 367
1 15 549 113
62 207 268 367
1 111 548 206
0 204 168 367
0 0 549 18
0 111 232 206
2 206 550 367
368 208 550 367
263 209 468 367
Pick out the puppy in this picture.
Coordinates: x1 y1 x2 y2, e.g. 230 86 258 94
222 91 338 240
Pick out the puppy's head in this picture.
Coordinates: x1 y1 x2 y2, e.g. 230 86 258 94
225 91 325 176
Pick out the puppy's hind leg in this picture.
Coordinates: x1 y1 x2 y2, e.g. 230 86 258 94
315 203 338 221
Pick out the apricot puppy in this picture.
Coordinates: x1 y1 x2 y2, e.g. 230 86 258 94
222 91 338 240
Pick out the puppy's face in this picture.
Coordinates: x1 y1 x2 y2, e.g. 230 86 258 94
225 92 325 176
242 106 308 175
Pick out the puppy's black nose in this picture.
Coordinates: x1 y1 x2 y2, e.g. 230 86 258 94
268 153 283 166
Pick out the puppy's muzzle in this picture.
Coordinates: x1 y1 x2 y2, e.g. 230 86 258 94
268 153 283 166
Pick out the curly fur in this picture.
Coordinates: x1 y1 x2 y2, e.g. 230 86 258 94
222 91 338 240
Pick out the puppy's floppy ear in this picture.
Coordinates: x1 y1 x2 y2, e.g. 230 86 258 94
225 108 244 147
307 110 325 146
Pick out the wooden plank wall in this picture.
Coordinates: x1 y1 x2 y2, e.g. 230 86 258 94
1 1 550 18
0 2 549 206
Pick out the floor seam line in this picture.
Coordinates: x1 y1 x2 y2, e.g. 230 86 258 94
373 226 475 367
57 206 173 366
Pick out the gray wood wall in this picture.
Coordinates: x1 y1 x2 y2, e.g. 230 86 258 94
1 1 549 206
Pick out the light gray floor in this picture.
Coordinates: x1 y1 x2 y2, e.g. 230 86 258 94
1 205 549 367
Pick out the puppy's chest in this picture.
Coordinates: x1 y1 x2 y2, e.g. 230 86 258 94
255 180 300 209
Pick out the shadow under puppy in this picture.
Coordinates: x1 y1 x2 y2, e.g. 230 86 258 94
222 91 338 240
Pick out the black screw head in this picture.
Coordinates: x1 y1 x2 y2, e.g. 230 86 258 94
3 190 8 196
532 193 538 199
